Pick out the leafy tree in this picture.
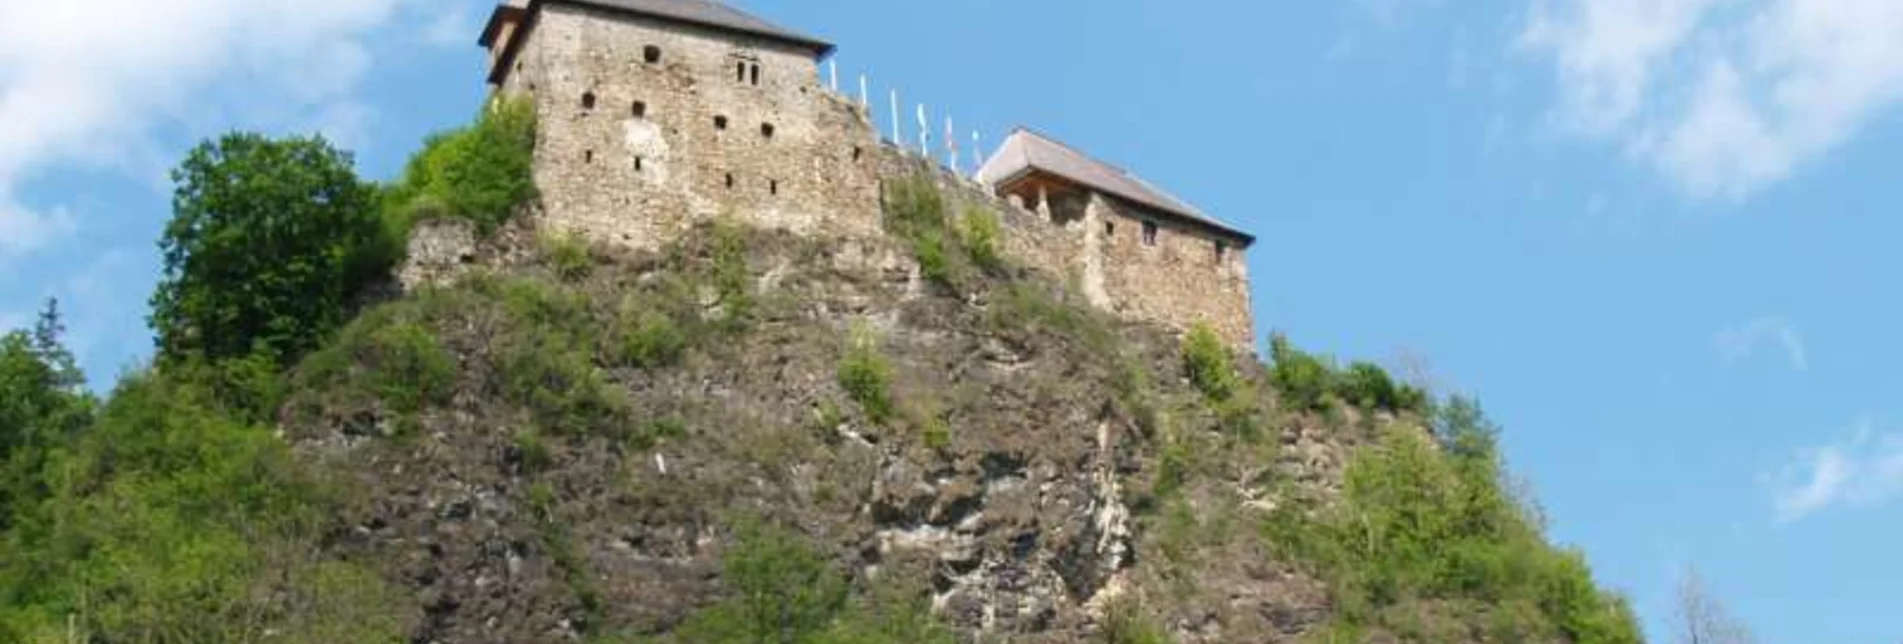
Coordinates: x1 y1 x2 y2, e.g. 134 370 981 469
0 300 93 526
150 133 389 368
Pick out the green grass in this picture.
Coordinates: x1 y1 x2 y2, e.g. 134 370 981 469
837 326 895 425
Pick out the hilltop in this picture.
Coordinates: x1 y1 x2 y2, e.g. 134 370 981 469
0 105 1644 643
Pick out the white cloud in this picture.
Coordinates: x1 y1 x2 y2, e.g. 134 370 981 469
1713 317 1807 371
1520 0 1903 199
1769 421 1903 522
0 0 417 259
424 5 475 48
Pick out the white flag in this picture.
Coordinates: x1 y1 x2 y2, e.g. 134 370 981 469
916 104 930 156
889 89 901 144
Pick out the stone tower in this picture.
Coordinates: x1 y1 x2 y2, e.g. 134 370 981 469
479 0 885 250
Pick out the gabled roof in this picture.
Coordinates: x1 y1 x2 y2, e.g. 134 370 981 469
977 128 1253 245
481 0 834 58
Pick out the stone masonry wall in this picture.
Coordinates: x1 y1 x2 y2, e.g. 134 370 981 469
877 151 1255 348
492 5 1253 348
1091 195 1254 347
502 3 884 251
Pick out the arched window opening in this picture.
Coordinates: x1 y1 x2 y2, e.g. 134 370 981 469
736 61 747 83
750 64 761 86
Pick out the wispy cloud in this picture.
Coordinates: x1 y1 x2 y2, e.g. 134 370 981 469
0 0 419 262
423 5 474 48
1714 317 1808 371
1519 0 1903 200
1768 421 1903 522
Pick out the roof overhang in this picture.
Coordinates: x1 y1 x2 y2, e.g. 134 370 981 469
481 0 835 86
994 166 1256 247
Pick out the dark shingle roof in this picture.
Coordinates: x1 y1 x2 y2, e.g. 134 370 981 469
484 0 833 56
978 128 1253 244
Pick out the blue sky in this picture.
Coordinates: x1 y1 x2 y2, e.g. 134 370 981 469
4 0 1902 641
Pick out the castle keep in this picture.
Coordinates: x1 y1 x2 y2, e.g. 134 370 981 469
478 0 1258 345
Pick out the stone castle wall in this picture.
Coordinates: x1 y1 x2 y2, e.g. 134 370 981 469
503 3 884 250
492 5 1255 347
877 153 1255 347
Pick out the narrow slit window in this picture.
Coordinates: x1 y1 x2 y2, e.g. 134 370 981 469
769 179 779 196
736 61 747 83
631 101 647 118
725 173 735 189
634 156 644 172
750 64 761 86
1105 220 1116 237
1141 221 1158 246
851 146 863 162
584 149 594 164
644 45 662 64
714 115 728 130
581 91 596 110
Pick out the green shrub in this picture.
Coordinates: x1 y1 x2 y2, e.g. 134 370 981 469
617 309 687 369
1268 333 1337 412
990 283 1116 354
1338 362 1428 414
837 326 895 425
960 206 1004 271
1101 598 1172 644
1183 324 1238 403
711 219 754 325
885 177 973 290
515 428 552 474
1263 423 1642 643
387 97 538 235
668 519 849 642
295 301 457 436
627 417 687 451
542 230 593 281
0 369 410 642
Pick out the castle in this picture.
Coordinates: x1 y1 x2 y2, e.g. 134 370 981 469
477 0 1258 346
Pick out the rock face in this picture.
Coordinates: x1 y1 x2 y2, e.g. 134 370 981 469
291 222 1355 643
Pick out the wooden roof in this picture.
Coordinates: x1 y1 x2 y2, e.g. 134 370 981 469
977 128 1253 245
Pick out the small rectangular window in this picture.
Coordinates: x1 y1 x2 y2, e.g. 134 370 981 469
1214 240 1227 262
1141 221 1158 246
737 61 747 83
750 64 761 86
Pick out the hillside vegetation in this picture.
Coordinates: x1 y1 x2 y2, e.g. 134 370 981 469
0 105 1642 643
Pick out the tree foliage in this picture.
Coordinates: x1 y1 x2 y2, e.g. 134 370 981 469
386 98 538 234
0 301 93 528
150 132 389 368
1266 402 1643 643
